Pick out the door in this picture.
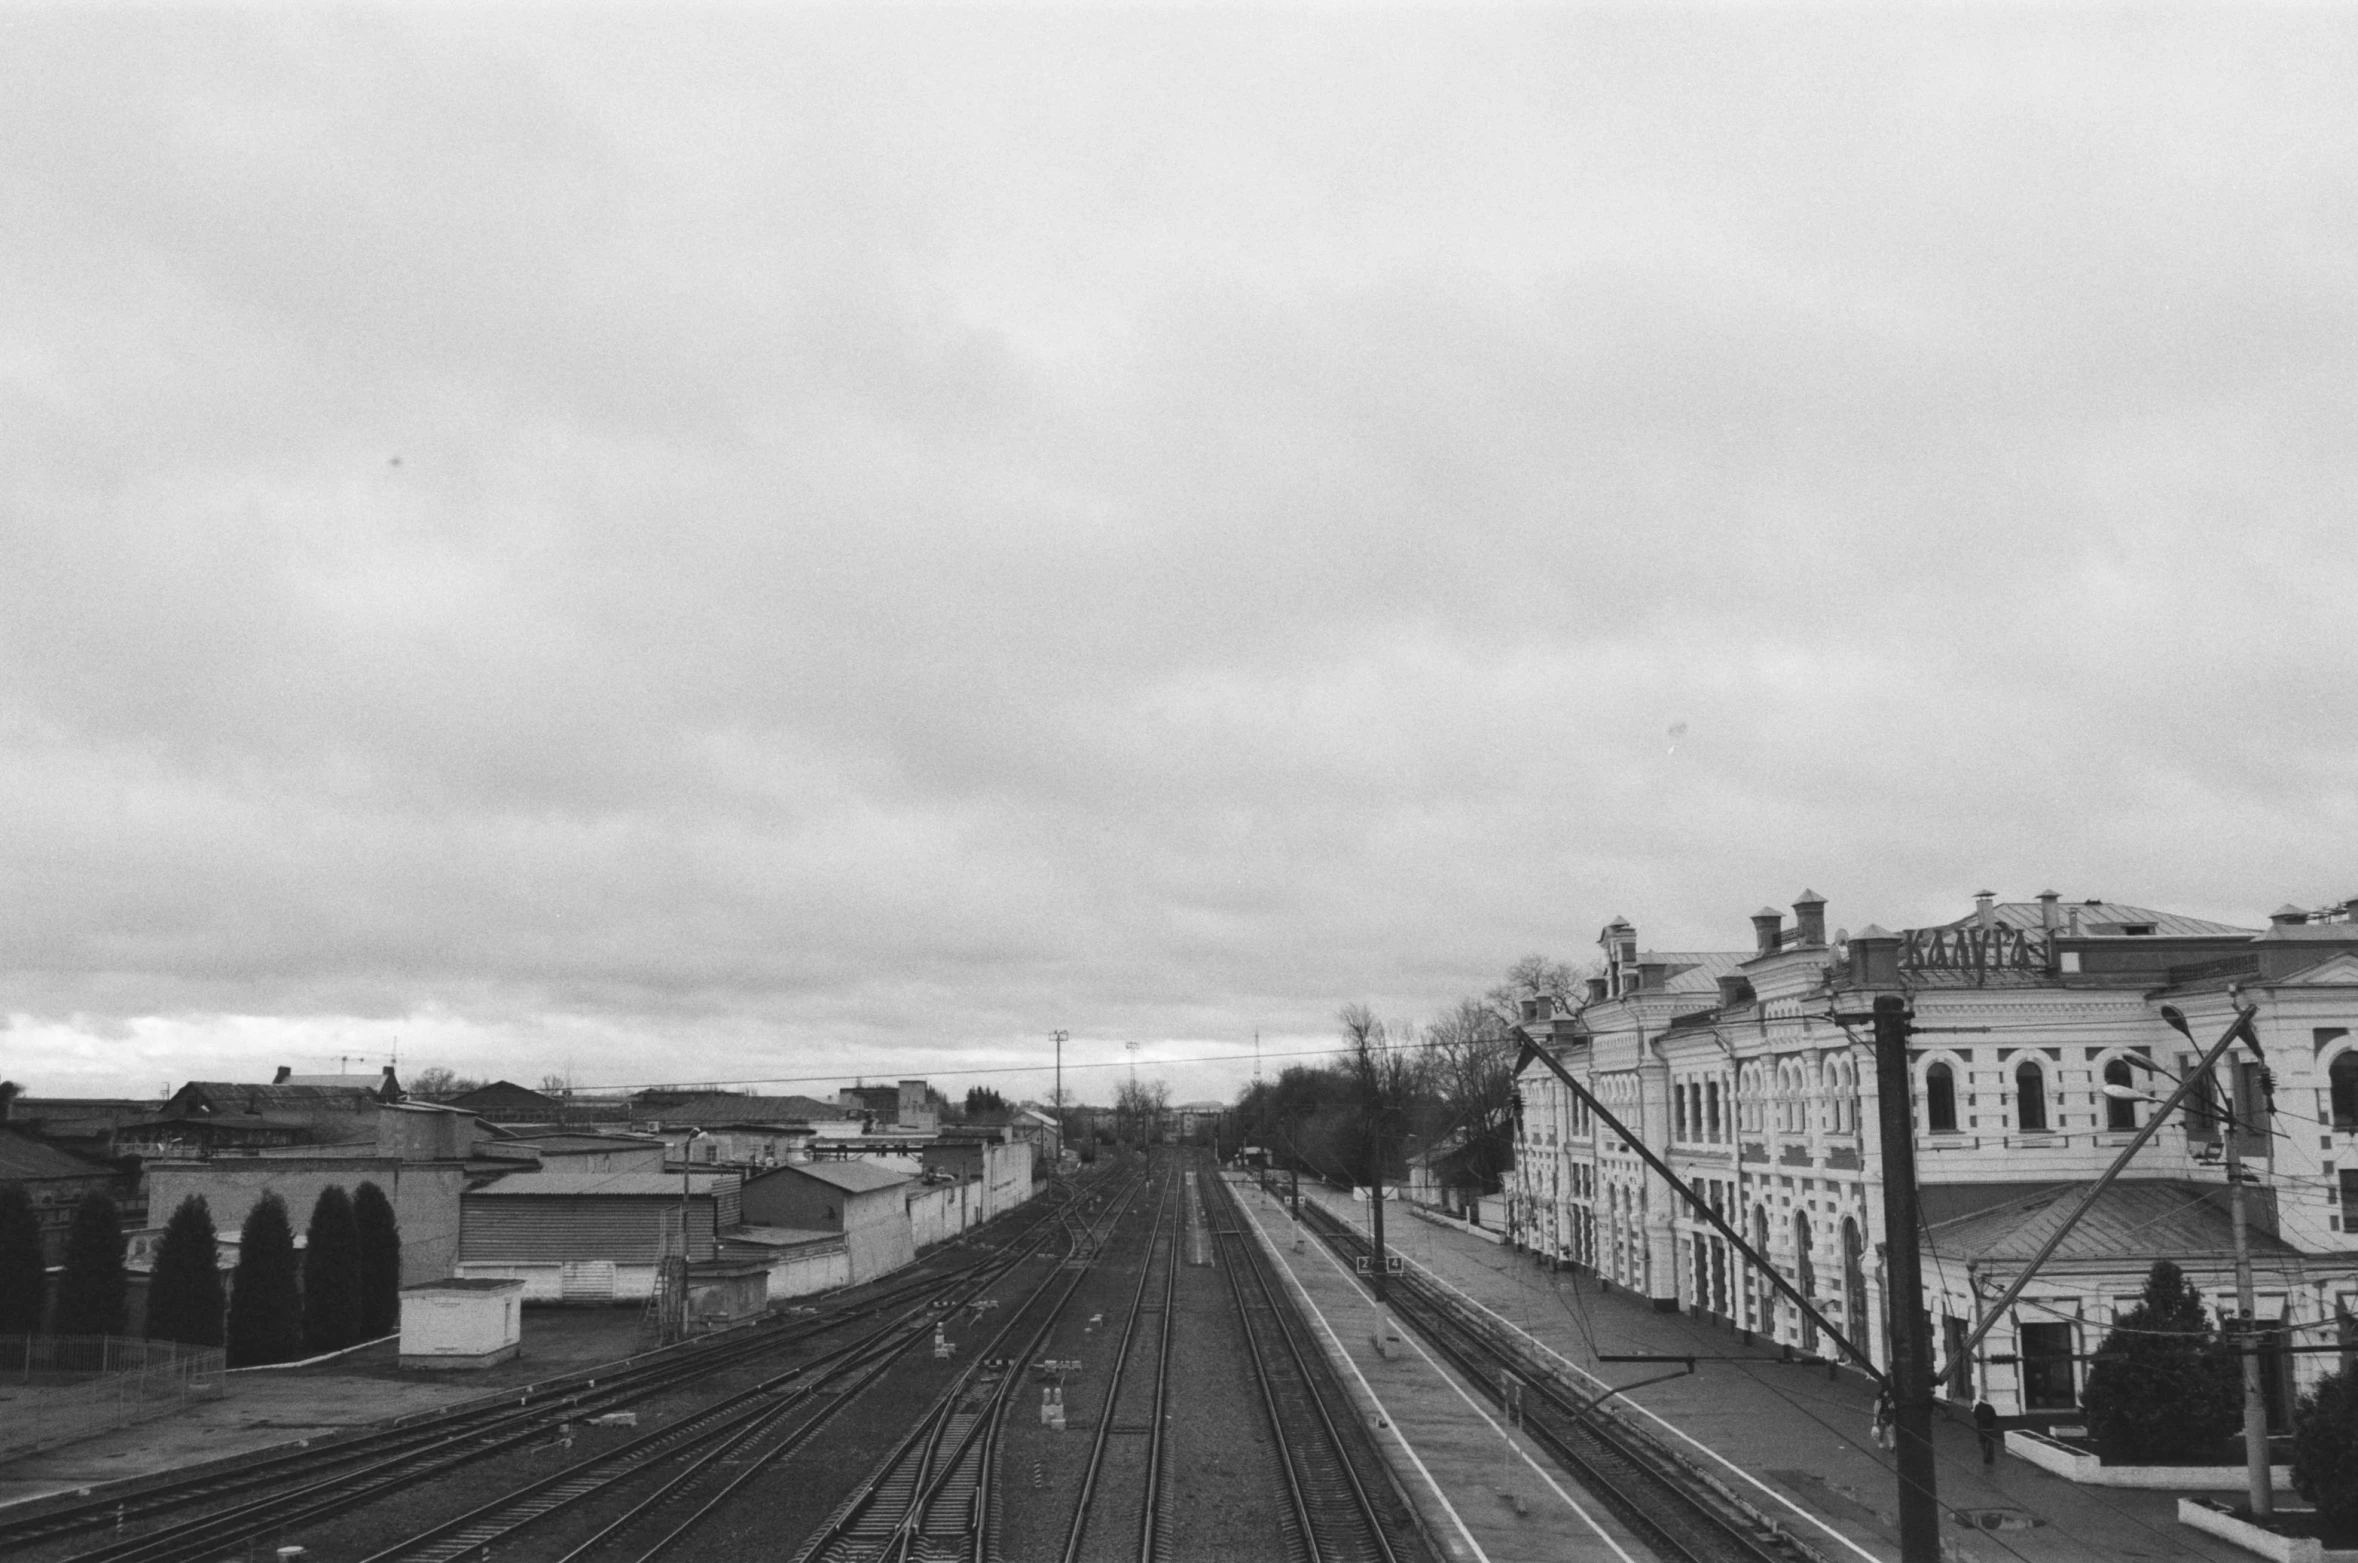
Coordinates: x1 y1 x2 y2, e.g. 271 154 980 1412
2018 1321 2077 1409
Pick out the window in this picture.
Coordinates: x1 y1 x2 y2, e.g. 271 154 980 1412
1926 1063 1958 1133
2019 1321 2078 1409
2104 1059 2137 1131
1706 1081 1722 1141
2016 1061 2048 1133
2331 1049 2358 1129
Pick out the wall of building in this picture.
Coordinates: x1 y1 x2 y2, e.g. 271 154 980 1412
843 1185 915 1283
1506 909 2358 1420
147 1156 468 1285
907 1181 980 1249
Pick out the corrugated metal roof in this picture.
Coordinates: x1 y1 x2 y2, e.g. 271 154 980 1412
750 1160 910 1194
1641 951 1749 994
632 1092 850 1124
1924 1179 2300 1264
1948 902 2258 939
469 1172 741 1197
0 1130 110 1181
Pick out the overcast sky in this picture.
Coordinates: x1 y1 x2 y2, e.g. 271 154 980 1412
5 7 2356 1106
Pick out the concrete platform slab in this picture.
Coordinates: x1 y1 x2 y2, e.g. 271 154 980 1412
1233 1176 1653 1563
1279 1181 2263 1563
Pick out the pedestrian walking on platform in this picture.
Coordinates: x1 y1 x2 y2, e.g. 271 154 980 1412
1870 1388 1895 1452
1974 1399 2000 1466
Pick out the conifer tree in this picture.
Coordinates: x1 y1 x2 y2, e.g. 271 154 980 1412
146 1195 226 1348
226 1193 303 1367
2081 1258 2240 1463
0 1184 45 1336
53 1191 126 1337
2295 1368 2358 1527
301 1185 361 1354
352 1182 402 1340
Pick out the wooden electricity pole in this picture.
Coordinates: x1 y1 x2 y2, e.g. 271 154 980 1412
1872 996 1941 1563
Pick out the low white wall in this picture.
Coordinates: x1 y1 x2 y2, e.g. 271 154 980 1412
455 1262 661 1303
764 1239 852 1300
2010 1430 2293 1491
2176 1499 2358 1563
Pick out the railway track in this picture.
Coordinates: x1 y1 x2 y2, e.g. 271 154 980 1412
1292 1193 1801 1563
1055 1158 1178 1563
792 1162 1177 1563
596 1168 1155 1563
1209 1173 1403 1563
27 1166 1117 1563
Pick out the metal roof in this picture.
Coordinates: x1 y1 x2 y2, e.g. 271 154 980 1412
1946 901 2258 939
749 1159 911 1194
469 1172 741 1198
1923 1179 2301 1265
1639 951 1749 994
0 1129 110 1181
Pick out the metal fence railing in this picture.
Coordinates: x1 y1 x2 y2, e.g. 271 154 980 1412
0 1335 228 1459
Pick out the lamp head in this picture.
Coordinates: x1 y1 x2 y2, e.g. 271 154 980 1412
2101 1084 2156 1102
2160 1005 2193 1039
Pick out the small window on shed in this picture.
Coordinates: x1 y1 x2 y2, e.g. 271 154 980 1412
1926 1063 1958 1133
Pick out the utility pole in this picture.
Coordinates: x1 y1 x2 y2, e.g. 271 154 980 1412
1871 996 1941 1563
2225 1050 2273 1516
1051 1029 1067 1163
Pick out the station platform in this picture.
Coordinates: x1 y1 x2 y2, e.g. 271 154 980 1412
1234 1175 2258 1563
1230 1176 1655 1563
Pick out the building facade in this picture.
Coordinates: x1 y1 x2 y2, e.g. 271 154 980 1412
1509 891 2358 1422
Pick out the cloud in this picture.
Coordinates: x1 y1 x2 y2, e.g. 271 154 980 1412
4 10 2358 1100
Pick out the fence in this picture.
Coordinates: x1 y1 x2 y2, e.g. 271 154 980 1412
0 1335 228 1460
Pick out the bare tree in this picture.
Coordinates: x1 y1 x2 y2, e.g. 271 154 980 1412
1421 996 1519 1199
409 1067 479 1098
1114 1075 1170 1145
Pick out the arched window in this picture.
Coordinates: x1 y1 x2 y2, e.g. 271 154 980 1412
1841 1217 1867 1362
2331 1052 2358 1129
1926 1062 1958 1133
2016 1060 2048 1133
1793 1211 1818 1351
2104 1059 2137 1131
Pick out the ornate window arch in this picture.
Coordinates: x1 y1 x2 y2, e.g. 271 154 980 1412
2328 1044 2358 1130
1918 1050 1965 1134
2015 1057 2049 1133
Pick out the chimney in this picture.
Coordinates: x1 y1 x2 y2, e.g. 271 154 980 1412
2037 889 2060 930
1792 890 1826 946
1716 974 1754 1009
0 1080 17 1124
273 1066 293 1085
1973 890 1997 930
2272 904 2311 928
1750 907 1784 956
1584 977 1609 1004
1850 925 1902 987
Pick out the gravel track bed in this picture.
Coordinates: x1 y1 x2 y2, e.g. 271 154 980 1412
1160 1164 1301 1563
673 1183 1135 1563
991 1171 1164 1563
24 1180 1103 1563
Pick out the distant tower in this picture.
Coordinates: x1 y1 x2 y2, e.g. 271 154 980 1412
1125 1039 1139 1091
